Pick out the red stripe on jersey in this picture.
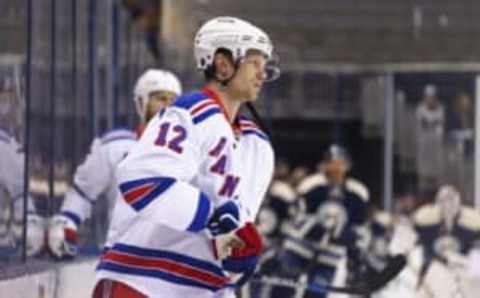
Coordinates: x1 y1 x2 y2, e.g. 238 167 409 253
190 100 217 116
240 123 257 130
102 250 229 288
124 183 156 204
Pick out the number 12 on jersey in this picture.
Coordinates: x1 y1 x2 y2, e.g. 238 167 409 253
155 122 187 154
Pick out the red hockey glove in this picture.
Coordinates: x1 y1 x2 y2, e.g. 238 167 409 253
222 223 263 286
230 222 263 258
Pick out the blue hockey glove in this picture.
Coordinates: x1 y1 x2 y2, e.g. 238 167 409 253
208 200 240 236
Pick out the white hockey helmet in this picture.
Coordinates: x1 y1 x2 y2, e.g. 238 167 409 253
194 16 280 82
133 69 182 122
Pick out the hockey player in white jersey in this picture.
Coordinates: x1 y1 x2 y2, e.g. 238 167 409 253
0 128 43 255
0 77 43 256
93 16 280 298
48 69 182 258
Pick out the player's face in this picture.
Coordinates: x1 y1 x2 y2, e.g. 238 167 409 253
145 91 177 121
437 191 461 220
424 95 437 108
229 51 267 102
323 159 349 185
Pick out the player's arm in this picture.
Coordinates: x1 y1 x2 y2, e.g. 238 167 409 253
1 140 44 256
3 140 36 215
60 139 113 223
49 138 114 258
213 141 274 286
117 108 214 233
243 144 274 222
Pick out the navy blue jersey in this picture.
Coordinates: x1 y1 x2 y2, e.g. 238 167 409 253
295 173 369 244
414 205 480 261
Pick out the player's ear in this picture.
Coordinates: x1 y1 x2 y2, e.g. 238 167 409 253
213 52 234 80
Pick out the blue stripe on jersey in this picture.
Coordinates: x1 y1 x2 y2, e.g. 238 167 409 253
0 128 11 144
187 193 212 232
173 91 209 110
101 135 136 145
0 134 9 144
73 183 95 205
119 177 176 212
192 107 221 125
111 243 225 277
101 129 136 144
242 129 270 142
317 248 344 260
97 261 220 292
61 211 82 227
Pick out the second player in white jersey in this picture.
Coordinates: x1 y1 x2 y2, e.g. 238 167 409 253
48 69 182 258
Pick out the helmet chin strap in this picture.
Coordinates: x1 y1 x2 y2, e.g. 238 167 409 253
213 58 273 139
215 58 241 88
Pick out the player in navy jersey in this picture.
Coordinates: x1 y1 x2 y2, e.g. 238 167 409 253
412 185 480 297
268 144 370 298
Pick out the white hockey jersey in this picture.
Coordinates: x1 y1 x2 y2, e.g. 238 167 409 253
0 129 35 222
60 129 136 228
95 88 275 297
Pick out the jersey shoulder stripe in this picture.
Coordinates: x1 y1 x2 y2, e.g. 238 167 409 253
242 129 269 141
190 99 217 116
459 207 480 230
174 91 222 125
296 173 328 195
192 107 222 125
414 204 441 226
174 92 210 110
239 118 269 142
0 128 11 144
345 178 369 202
98 243 228 291
101 128 136 144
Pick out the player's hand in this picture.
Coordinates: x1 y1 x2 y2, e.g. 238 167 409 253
48 214 79 259
8 212 47 256
25 213 47 257
212 231 245 260
208 200 240 236
228 222 263 258
208 200 245 260
222 223 263 286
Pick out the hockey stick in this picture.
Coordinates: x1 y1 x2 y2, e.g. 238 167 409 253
251 254 406 296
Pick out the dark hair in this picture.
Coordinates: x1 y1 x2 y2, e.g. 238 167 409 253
204 48 235 81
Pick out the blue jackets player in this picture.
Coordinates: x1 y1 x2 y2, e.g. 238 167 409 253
276 145 369 298
414 185 480 277
93 16 280 298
